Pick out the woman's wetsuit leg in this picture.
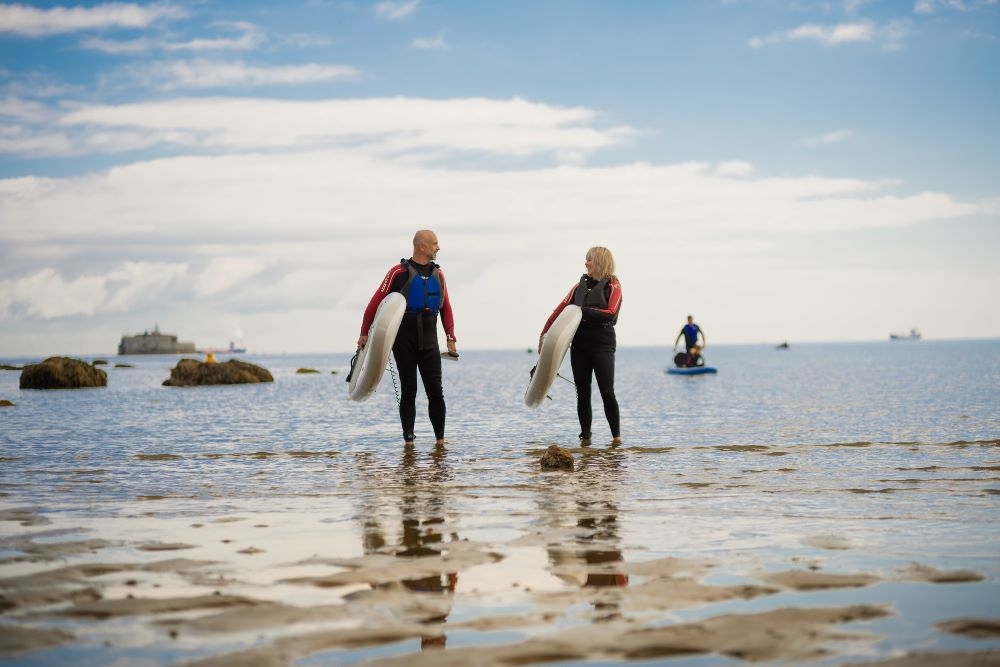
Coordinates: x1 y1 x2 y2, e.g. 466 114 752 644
571 326 620 439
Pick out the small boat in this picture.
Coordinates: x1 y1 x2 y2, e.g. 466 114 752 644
198 341 247 354
666 366 718 375
890 328 921 341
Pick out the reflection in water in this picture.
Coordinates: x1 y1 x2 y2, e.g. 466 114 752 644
358 444 457 649
538 449 628 620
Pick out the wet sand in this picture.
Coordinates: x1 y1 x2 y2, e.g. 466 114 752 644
2 441 999 666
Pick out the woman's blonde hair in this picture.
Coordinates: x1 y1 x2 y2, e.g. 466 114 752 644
586 246 616 281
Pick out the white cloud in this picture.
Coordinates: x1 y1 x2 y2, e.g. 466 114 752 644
194 257 271 298
880 19 911 51
0 72 81 99
0 2 186 37
842 0 873 14
0 262 187 319
0 127 75 155
1 91 995 351
279 32 333 49
412 32 448 50
80 36 156 54
749 19 911 51
81 21 265 54
103 262 189 312
714 160 755 177
749 21 875 48
913 0 998 11
802 129 854 146
0 96 53 122
26 96 632 158
116 60 360 91
375 0 419 21
0 149 989 350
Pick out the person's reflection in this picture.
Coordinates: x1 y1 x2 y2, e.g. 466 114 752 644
360 444 457 649
539 448 628 620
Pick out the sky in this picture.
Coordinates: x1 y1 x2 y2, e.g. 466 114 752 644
1 0 999 356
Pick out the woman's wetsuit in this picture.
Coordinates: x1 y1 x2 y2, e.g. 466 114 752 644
541 275 622 440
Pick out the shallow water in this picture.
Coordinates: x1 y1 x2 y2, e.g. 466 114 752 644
1 340 999 666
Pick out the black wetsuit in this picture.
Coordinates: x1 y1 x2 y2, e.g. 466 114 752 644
361 259 455 443
392 261 446 441
570 276 622 440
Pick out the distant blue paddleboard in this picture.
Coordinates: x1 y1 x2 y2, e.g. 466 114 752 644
666 366 718 375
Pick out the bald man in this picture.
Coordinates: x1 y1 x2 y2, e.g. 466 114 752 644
359 230 458 446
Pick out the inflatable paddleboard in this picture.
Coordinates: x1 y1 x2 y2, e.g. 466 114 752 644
348 292 406 401
524 305 582 407
666 366 718 375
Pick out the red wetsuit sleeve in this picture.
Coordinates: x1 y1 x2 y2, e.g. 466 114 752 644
540 284 576 337
438 269 456 340
360 264 407 336
581 278 622 323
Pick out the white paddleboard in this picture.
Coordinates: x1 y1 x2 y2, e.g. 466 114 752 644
348 292 406 402
524 305 582 408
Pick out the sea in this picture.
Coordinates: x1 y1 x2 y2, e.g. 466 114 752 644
1 340 999 666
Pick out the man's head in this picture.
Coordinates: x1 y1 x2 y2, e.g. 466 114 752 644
412 230 440 263
687 315 694 324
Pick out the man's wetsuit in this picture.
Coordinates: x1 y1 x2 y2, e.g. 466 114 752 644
361 259 456 442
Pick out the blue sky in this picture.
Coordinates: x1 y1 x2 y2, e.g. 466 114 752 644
1 0 998 355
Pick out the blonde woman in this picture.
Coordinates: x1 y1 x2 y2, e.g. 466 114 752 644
539 247 623 446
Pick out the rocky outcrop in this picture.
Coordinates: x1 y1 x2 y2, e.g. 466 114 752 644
0 400 13 407
296 368 320 374
19 357 108 389
540 444 574 470
163 359 273 387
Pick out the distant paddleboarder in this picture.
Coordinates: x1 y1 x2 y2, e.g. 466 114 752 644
358 230 457 447
674 314 706 355
539 247 622 446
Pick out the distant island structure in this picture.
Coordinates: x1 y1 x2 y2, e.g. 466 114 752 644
890 328 922 341
118 325 196 355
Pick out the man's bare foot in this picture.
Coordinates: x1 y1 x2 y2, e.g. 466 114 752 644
611 436 622 446
435 439 447 446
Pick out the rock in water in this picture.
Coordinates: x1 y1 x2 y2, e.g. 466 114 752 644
163 359 273 387
19 357 108 389
540 444 574 470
